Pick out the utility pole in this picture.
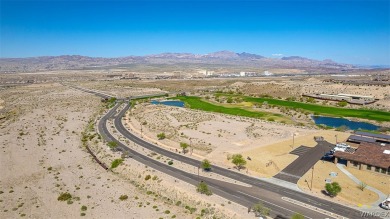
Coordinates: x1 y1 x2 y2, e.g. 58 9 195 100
140 122 143 138
310 166 314 191
335 134 338 144
292 133 295 149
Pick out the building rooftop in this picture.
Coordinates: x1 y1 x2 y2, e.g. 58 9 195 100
355 131 390 141
334 143 390 169
348 135 377 143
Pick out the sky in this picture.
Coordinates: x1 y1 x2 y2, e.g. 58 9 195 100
1 0 389 65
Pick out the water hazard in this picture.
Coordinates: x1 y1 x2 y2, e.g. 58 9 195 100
312 115 380 131
151 100 185 107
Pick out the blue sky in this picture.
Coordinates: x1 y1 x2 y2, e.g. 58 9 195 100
1 0 389 65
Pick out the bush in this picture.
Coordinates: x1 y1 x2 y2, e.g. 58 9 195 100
164 210 170 214
81 205 87 211
251 202 270 217
291 213 304 219
119 195 128 201
157 133 166 140
80 213 86 216
111 159 123 169
57 192 72 201
168 160 173 165
337 101 348 107
145 175 151 181
107 141 118 149
196 181 212 196
325 182 342 197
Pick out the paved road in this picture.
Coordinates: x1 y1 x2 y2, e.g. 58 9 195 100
275 141 334 183
69 85 372 219
113 103 367 219
99 104 328 219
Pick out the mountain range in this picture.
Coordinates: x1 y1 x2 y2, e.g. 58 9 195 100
0 51 355 73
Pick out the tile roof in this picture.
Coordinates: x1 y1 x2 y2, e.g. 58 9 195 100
334 143 390 169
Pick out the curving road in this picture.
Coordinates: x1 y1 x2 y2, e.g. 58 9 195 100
112 102 368 219
68 84 373 219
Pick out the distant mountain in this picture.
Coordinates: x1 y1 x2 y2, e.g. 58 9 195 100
237 52 264 59
0 51 356 73
281 56 310 61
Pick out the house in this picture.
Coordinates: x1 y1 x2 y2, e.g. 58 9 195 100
333 142 390 175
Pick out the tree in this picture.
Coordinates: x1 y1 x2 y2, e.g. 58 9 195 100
358 182 367 191
180 142 189 153
231 154 247 170
201 159 212 171
196 181 212 196
157 132 166 140
325 182 342 197
291 212 304 219
226 97 233 103
251 202 270 217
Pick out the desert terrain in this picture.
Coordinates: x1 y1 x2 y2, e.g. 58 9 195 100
0 83 248 219
0 70 389 218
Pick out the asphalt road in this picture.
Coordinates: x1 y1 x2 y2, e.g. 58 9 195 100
99 103 325 218
69 85 373 219
113 102 369 219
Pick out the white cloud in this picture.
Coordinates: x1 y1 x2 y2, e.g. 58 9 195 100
272 53 283 57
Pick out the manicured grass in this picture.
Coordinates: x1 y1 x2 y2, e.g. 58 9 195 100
243 96 390 122
173 96 284 120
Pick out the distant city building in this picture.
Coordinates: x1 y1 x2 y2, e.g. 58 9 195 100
198 69 214 76
264 71 273 76
303 93 377 105
240 71 246 77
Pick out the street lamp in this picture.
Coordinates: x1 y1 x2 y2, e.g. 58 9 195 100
189 138 193 155
310 166 314 191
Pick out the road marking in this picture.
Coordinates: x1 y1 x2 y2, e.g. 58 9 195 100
237 191 313 219
281 197 348 219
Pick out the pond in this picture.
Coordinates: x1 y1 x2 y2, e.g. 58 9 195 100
151 100 185 107
312 115 380 131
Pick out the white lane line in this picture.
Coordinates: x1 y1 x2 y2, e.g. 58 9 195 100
237 191 313 219
281 197 348 219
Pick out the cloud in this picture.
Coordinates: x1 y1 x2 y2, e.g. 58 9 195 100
272 53 283 57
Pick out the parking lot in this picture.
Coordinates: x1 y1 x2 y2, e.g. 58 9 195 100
274 141 334 183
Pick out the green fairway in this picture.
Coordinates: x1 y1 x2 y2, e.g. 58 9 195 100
174 95 390 122
173 96 286 121
242 96 390 122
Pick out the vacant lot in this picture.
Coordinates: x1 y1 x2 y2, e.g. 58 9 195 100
297 161 381 207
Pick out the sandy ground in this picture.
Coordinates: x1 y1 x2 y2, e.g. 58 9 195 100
0 84 215 219
77 81 167 98
297 161 382 207
242 130 351 177
127 103 317 167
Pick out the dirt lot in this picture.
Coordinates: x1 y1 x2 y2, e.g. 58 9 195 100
127 103 317 165
0 83 247 219
297 161 382 207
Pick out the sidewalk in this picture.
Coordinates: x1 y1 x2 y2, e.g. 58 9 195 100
336 164 388 209
259 177 302 192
